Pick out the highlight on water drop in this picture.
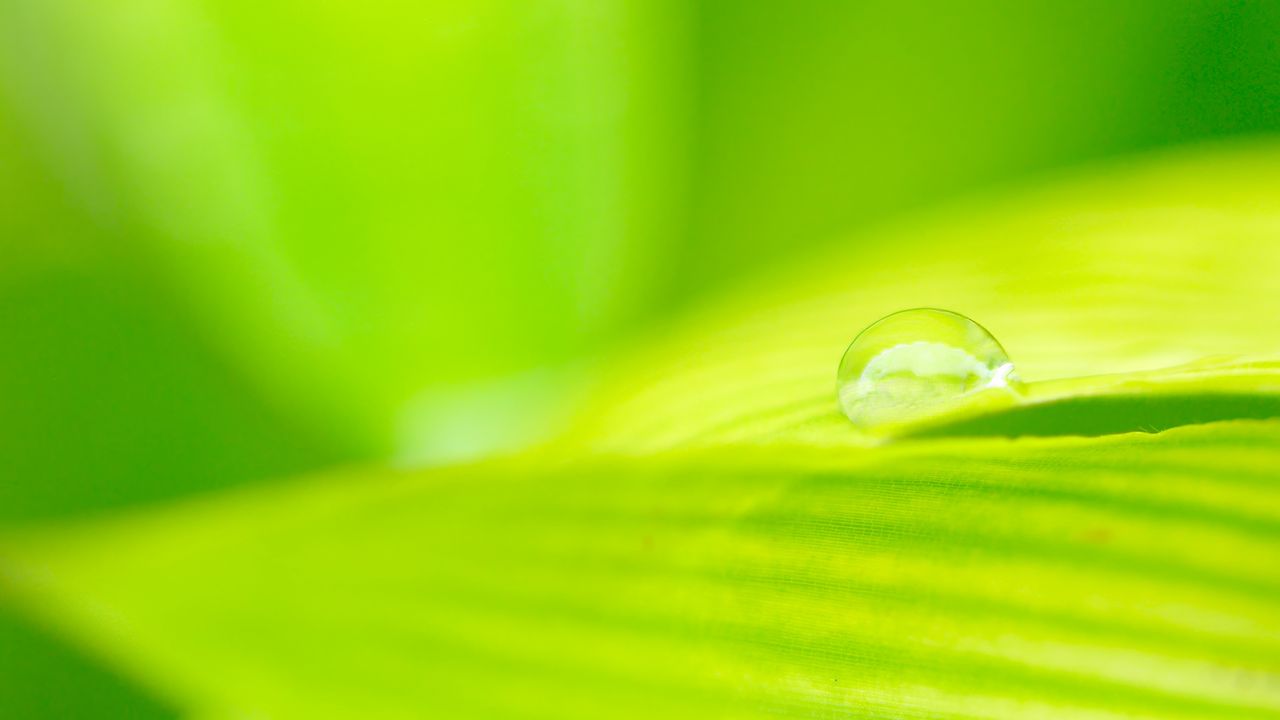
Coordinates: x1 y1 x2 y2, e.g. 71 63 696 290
837 308 1022 430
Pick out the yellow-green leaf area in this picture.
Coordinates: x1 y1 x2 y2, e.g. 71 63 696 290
563 142 1280 451
3 421 1280 718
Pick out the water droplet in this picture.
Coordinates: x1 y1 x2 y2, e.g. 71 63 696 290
837 308 1022 430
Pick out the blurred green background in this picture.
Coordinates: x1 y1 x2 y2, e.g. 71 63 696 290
2 0 1280 716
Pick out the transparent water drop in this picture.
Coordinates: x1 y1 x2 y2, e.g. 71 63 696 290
837 308 1022 430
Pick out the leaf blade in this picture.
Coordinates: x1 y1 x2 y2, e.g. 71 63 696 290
4 421 1280 718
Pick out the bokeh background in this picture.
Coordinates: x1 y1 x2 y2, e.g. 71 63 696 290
3 1 1280 716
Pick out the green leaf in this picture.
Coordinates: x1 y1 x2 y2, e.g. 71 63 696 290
4 143 1280 718
3 423 1279 718
562 141 1280 451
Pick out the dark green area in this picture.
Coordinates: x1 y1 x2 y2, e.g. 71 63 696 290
0 94 358 526
0 605 176 719
0 264 358 524
679 0 1280 293
912 393 1280 439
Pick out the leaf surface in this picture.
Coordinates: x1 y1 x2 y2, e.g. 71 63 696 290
564 141 1280 450
4 143 1280 719
4 424 1280 718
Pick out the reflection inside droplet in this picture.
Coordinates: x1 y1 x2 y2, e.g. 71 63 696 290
837 308 1022 429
